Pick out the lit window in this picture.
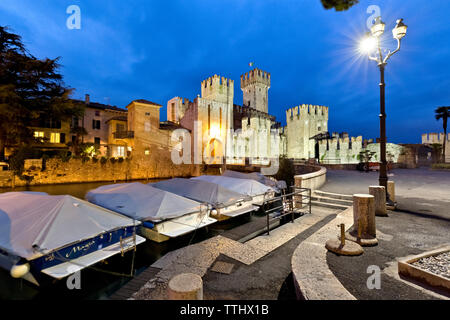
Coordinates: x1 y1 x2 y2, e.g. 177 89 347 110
116 146 125 157
50 132 60 143
34 131 44 142
144 149 150 156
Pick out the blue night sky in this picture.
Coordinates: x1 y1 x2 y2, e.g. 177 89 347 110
1 0 449 143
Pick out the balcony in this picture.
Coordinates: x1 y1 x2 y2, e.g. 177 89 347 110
113 131 134 139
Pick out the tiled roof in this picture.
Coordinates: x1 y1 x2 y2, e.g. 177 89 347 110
159 121 190 132
72 99 127 112
133 99 162 106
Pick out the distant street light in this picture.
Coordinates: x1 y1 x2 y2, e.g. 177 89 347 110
359 17 408 205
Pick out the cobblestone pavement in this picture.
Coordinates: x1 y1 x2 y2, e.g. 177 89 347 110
323 168 450 300
130 207 338 300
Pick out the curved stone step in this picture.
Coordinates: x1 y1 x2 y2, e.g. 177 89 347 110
314 190 353 201
311 200 350 211
311 195 353 206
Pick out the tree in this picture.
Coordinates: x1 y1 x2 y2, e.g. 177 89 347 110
68 125 88 156
435 106 449 163
275 156 295 188
0 26 84 160
320 0 359 11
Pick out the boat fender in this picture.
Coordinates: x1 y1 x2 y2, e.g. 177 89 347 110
143 221 155 229
10 263 30 278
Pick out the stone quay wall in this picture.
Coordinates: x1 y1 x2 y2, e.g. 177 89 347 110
0 154 198 188
294 165 327 191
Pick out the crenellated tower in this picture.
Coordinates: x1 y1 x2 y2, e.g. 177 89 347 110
240 68 270 113
201 75 234 104
285 104 329 159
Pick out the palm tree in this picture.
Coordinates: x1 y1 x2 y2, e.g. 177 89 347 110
435 106 450 163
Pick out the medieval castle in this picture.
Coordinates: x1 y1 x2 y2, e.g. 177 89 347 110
166 67 366 165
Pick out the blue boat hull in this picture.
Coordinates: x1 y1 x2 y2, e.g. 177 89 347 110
26 225 137 283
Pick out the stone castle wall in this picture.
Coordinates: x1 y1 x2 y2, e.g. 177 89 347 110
318 139 404 165
318 136 363 164
285 104 329 159
0 152 197 188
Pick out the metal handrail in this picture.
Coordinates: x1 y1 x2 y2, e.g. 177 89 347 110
261 187 312 235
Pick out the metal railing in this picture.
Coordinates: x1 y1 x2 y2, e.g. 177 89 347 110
259 186 312 235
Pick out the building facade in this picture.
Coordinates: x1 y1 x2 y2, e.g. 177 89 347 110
422 132 450 162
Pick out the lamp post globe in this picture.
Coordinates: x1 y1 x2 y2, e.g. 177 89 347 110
370 16 386 38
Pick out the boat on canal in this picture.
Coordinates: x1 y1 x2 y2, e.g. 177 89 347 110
86 182 217 243
0 192 145 286
151 178 258 220
191 175 276 205
222 170 287 192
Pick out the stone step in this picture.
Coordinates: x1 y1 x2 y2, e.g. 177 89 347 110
311 200 350 211
313 190 353 201
311 195 353 206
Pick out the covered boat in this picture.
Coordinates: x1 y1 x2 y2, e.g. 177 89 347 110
191 175 275 205
0 192 145 285
86 182 216 242
222 170 287 191
151 178 257 220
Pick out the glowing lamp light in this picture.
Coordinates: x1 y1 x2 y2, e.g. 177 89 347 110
370 16 386 37
359 33 377 54
393 19 407 39
209 125 220 138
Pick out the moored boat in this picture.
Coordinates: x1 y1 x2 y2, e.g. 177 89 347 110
191 175 276 205
86 182 217 243
0 192 145 286
151 178 258 220
222 170 287 191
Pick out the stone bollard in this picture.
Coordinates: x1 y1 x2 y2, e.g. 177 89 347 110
369 186 387 217
168 273 203 300
346 194 378 246
325 223 364 256
387 181 395 202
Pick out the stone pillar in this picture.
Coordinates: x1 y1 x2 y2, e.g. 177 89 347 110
369 186 387 217
387 181 395 202
168 273 203 300
346 194 378 246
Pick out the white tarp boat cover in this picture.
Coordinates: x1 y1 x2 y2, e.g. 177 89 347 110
222 170 286 190
86 182 202 222
152 178 251 208
0 192 138 260
191 175 274 197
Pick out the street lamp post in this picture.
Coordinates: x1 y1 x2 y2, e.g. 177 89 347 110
360 17 407 204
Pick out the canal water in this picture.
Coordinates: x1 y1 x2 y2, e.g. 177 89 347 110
0 180 255 300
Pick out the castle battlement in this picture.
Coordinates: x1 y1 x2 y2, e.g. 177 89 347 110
422 132 450 144
285 104 329 121
240 68 270 88
201 74 234 89
201 74 234 103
